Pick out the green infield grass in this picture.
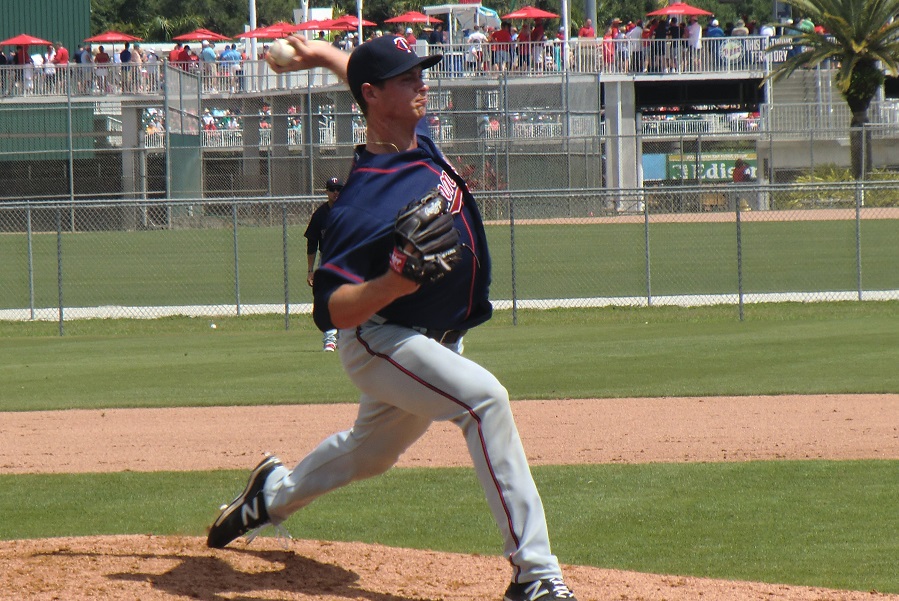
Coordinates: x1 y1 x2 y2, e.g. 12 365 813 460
0 303 897 411
1 461 896 594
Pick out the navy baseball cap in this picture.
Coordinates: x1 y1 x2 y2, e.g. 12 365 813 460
346 35 442 105
325 177 343 191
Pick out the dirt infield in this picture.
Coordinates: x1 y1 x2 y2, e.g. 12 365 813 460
2 394 898 600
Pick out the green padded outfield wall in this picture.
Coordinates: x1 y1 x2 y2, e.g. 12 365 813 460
0 0 90 55
0 104 95 160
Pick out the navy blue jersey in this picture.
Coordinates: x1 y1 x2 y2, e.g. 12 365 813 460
312 121 492 333
304 201 331 255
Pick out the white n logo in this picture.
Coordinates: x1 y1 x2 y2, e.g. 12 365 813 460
524 581 549 600
241 497 260 525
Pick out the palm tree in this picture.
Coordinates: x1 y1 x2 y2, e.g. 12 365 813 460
142 15 205 42
765 0 899 178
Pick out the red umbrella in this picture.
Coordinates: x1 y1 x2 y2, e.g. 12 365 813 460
333 14 377 28
315 19 357 31
647 2 713 16
84 31 143 43
1 33 53 46
172 28 231 42
294 20 324 31
384 11 443 24
239 22 299 39
501 6 560 19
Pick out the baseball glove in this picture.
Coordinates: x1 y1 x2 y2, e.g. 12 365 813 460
389 189 462 285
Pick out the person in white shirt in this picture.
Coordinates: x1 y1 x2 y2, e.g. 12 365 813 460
626 19 644 73
467 24 488 72
686 16 702 69
26 51 43 92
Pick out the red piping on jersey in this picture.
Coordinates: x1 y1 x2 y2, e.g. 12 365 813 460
321 263 364 283
355 326 524 576
353 160 441 177
458 211 477 320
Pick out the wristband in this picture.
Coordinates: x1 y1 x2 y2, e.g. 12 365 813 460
389 247 408 275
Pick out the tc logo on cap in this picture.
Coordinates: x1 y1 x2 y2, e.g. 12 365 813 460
394 37 413 53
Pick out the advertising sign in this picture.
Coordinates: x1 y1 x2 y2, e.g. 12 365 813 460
667 153 757 181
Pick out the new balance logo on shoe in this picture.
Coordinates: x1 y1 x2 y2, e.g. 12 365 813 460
522 581 549 600
241 497 261 526
504 577 577 601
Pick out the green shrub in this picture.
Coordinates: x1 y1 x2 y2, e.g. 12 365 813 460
772 166 899 209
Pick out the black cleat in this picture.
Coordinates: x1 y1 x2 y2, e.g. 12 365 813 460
504 577 578 600
207 455 282 548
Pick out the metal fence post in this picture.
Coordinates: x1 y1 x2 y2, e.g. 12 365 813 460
163 66 172 204
509 192 518 326
808 126 815 176
232 202 241 316
767 113 775 186
27 205 35 321
305 81 315 193
56 208 64 336
66 75 76 233
855 180 863 301
282 203 290 330
501 72 512 191
644 194 652 306
856 135 865 300
736 195 744 322
564 69 572 188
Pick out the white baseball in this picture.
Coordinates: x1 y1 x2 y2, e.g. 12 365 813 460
268 38 297 67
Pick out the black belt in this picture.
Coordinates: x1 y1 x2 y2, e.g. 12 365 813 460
371 315 466 345
410 326 467 345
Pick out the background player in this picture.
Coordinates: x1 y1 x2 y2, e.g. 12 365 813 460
305 176 342 351
207 35 577 601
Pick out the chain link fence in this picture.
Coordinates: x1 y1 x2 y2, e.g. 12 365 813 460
483 185 899 315
1 70 898 328
2 189 897 329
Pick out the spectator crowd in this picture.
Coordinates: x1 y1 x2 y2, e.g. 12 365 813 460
0 12 808 98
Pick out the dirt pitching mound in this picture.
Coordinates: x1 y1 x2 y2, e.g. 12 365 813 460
2 535 896 601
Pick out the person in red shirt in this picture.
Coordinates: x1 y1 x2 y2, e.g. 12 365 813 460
169 43 183 63
93 45 111 92
12 45 30 93
490 21 514 70
576 18 597 69
531 19 545 43
602 25 617 70
518 22 533 68
51 42 69 65
578 18 595 38
187 48 200 71
176 44 193 70
732 158 753 182
14 45 29 65
94 46 110 64
47 42 69 92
